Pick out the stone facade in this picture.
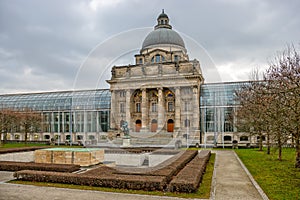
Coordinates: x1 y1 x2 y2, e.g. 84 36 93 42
107 11 204 139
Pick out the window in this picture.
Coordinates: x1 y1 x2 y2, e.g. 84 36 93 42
168 102 174 112
120 103 125 113
184 101 190 111
155 54 160 63
184 119 190 127
136 103 141 113
119 91 126 97
139 58 143 64
151 102 157 112
151 54 165 63
224 136 232 141
240 136 249 141
174 55 179 62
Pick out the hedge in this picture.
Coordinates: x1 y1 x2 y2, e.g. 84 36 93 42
14 170 167 191
0 146 47 154
169 150 211 193
0 161 80 172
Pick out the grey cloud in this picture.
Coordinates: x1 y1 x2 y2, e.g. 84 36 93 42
0 0 299 93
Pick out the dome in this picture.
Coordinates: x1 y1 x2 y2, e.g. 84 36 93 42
141 10 185 51
142 28 185 50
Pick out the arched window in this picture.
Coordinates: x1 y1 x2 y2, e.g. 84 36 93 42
151 54 165 63
155 54 161 63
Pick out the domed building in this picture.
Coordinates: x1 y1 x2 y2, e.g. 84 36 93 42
107 10 204 139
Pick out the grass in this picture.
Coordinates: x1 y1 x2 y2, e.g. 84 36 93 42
0 143 50 148
235 148 300 200
0 142 84 149
10 153 215 199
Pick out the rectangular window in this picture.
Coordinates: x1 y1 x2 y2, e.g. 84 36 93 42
184 101 190 111
120 103 125 113
151 102 157 112
136 103 141 113
168 102 174 112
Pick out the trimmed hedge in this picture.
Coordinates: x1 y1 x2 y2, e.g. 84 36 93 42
169 150 211 193
0 161 80 173
13 150 212 193
148 150 198 182
0 146 47 154
14 170 167 191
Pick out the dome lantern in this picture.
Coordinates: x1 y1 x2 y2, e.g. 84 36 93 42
155 9 172 30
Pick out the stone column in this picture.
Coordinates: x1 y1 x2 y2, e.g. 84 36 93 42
125 89 131 129
141 88 147 130
110 90 116 129
157 87 164 130
175 87 181 130
192 86 200 130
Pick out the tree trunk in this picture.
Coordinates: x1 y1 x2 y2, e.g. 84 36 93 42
278 137 282 161
267 133 270 155
25 131 28 145
295 136 300 168
259 134 263 151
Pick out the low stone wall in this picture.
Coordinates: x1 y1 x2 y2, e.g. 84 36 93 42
35 148 104 167
104 153 145 167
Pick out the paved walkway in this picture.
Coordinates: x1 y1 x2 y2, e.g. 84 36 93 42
211 151 268 200
0 150 268 200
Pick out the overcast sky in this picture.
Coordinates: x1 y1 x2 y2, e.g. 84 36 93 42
0 0 299 94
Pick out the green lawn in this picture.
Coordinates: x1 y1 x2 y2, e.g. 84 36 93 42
0 143 50 148
11 153 215 199
236 148 300 200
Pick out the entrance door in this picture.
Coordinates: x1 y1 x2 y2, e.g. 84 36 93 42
135 120 142 132
151 119 158 132
167 119 174 132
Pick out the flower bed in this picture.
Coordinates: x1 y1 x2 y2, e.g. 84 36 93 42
0 161 80 172
169 150 211 192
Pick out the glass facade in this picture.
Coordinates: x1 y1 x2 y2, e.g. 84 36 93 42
0 82 249 143
200 82 247 133
0 89 111 142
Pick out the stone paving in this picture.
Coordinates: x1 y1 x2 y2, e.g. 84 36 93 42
0 150 269 200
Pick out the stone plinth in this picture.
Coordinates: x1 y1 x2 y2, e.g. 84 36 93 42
35 148 104 167
122 138 131 147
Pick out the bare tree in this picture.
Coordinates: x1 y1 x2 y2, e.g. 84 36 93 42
18 109 42 144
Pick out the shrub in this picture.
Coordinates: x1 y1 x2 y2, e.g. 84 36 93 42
0 161 80 172
14 170 167 191
169 150 211 193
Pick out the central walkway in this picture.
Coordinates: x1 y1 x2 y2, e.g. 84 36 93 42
212 151 266 200
0 150 267 200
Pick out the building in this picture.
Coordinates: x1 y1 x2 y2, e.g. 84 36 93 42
107 10 203 140
0 11 259 146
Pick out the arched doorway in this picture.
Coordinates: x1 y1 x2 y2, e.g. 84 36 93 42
135 120 142 132
167 119 174 132
151 119 158 132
